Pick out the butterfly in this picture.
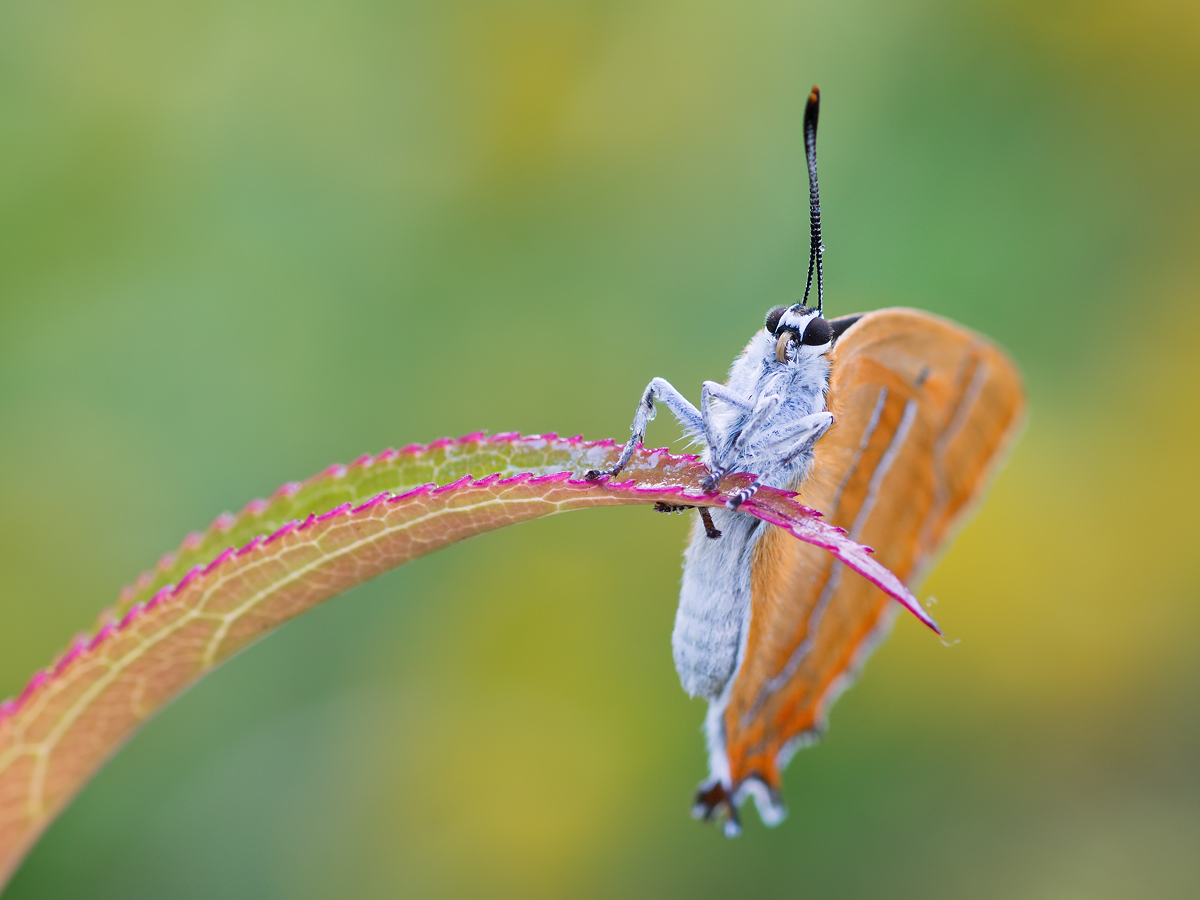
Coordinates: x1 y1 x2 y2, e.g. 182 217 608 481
588 86 1024 834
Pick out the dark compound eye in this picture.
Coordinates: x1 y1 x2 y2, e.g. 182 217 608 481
764 306 787 334
802 316 833 346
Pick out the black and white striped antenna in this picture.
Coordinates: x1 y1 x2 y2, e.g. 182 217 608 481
800 85 824 315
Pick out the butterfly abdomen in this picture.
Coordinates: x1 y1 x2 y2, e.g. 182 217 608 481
672 347 832 702
672 511 765 700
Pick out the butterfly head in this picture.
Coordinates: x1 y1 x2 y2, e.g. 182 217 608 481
764 303 833 364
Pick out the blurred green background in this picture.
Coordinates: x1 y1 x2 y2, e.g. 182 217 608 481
2 0 1198 896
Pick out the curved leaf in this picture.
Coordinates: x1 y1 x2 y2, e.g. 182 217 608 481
0 432 927 887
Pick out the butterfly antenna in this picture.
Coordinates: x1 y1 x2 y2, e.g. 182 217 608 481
800 85 824 315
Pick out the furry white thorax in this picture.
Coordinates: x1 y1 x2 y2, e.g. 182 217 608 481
696 316 830 490
672 308 834 704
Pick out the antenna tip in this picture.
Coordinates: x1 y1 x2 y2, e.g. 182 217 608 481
804 85 820 130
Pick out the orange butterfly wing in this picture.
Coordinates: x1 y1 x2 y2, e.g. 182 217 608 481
723 307 1025 806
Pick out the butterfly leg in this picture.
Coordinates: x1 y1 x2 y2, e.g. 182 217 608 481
765 411 834 460
722 413 832 511
586 377 702 480
693 779 742 837
734 394 783 451
721 392 786 505
699 381 753 491
655 503 723 539
726 480 761 511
